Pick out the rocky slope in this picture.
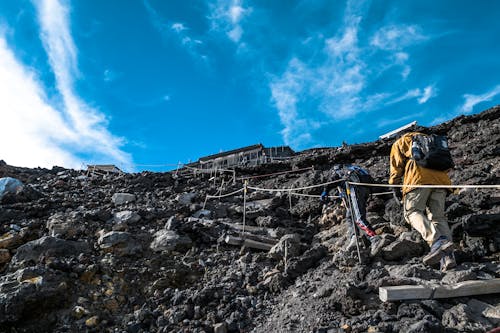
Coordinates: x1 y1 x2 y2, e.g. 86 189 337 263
0 106 499 333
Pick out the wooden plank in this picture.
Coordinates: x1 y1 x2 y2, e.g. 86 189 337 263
224 235 274 251
380 278 500 302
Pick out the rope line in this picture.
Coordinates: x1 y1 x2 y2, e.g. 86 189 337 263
247 178 345 193
184 164 235 174
206 188 245 199
237 166 314 180
289 192 341 199
348 182 500 189
203 182 498 202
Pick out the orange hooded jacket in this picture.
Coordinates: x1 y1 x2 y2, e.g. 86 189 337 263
389 132 451 195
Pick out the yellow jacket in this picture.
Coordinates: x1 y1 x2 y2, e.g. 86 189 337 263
389 132 451 195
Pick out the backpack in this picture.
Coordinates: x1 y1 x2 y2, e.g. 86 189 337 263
411 134 454 171
345 165 374 184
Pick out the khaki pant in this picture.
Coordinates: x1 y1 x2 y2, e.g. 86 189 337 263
403 188 451 246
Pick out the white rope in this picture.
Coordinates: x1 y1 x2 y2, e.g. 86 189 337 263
247 178 345 193
184 164 234 174
289 192 341 199
206 188 245 199
348 182 500 189
237 166 314 180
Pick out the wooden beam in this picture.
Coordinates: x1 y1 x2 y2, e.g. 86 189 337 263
380 278 500 302
224 235 274 251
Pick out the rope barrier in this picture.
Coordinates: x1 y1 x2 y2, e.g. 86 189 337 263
184 164 235 174
237 166 314 180
205 188 245 199
348 182 500 189
289 192 341 199
247 178 345 193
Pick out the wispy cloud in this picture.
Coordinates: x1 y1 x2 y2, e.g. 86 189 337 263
103 69 122 82
431 85 500 124
386 85 437 106
267 1 437 148
460 85 500 114
143 1 207 61
370 24 427 50
208 0 251 43
0 0 131 169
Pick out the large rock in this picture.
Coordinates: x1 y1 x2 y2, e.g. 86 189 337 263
0 177 23 200
177 192 196 205
113 211 141 230
114 211 141 224
0 229 26 250
382 238 424 261
150 230 192 252
0 267 69 326
442 303 493 332
111 193 136 205
10 236 90 269
46 212 81 238
97 231 142 256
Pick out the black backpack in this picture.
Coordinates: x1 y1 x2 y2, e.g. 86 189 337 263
411 134 454 171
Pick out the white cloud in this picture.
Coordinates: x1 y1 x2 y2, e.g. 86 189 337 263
171 22 187 33
460 85 500 113
385 85 437 106
0 0 132 169
270 58 318 147
268 0 438 149
418 85 436 104
370 24 427 51
208 0 251 43
103 69 121 82
0 37 79 168
144 2 207 62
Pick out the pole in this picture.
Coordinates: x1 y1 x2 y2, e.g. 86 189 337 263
242 180 248 236
340 184 362 264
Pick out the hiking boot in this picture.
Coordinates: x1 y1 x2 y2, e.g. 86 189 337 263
422 237 454 267
369 235 386 257
440 252 457 272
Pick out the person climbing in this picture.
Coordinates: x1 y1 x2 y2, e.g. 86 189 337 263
389 131 456 272
321 164 387 257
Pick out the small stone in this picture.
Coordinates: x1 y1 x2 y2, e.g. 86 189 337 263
214 322 227 333
104 298 119 312
0 249 11 264
72 306 87 319
85 315 99 327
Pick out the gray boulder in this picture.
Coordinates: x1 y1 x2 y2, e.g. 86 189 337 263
0 267 68 325
97 231 142 256
382 238 425 261
150 230 192 252
111 193 136 205
10 236 90 269
46 212 81 238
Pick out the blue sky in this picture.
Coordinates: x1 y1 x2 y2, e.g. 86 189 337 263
0 0 499 171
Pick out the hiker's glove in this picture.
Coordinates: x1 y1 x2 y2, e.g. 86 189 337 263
392 188 403 202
